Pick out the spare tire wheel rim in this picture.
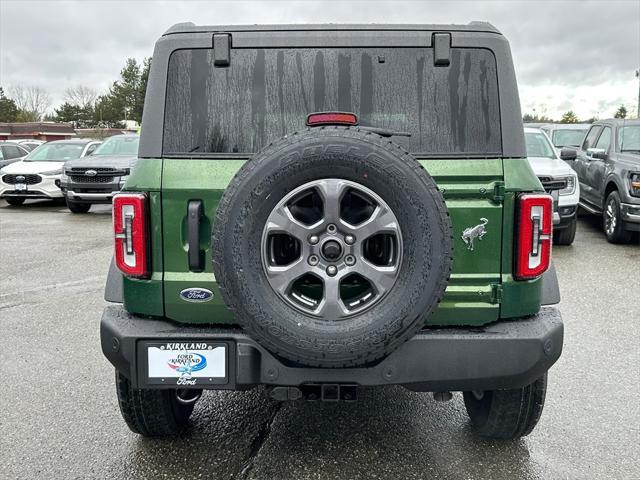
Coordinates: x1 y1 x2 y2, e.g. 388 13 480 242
261 178 403 319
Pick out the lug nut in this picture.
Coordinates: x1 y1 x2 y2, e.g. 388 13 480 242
345 255 356 266
344 234 355 245
326 265 337 276
308 255 319 266
327 224 337 234
309 235 319 245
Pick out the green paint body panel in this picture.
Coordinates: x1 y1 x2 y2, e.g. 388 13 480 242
499 159 545 319
161 159 243 324
419 159 503 326
121 156 545 326
126 158 163 190
122 190 165 317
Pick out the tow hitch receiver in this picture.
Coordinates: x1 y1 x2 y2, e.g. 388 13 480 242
268 384 359 402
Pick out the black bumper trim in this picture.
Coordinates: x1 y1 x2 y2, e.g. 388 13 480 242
101 304 563 392
554 207 577 229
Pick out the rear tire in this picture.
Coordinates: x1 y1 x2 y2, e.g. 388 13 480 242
553 217 576 245
463 374 547 439
603 191 632 244
66 199 91 214
5 197 25 206
115 370 201 437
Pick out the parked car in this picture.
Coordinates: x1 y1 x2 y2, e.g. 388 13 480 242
572 118 640 243
524 128 580 245
0 142 30 169
0 139 100 205
59 134 139 213
5 139 46 151
540 124 590 152
101 23 563 441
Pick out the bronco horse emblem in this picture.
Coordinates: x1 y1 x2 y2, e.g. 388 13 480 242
461 218 488 251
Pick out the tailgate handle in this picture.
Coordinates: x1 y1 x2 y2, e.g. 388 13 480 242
187 200 204 271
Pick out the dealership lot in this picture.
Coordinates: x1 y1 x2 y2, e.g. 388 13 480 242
0 199 638 480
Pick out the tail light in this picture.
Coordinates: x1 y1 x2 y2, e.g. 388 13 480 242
306 112 358 126
515 193 553 280
113 193 149 278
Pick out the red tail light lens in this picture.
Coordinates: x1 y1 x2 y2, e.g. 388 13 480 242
306 112 358 126
113 193 149 278
515 193 553 280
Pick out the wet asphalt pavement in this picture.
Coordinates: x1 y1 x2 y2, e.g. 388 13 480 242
0 199 638 480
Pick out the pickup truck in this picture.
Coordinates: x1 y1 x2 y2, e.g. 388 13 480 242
571 119 640 243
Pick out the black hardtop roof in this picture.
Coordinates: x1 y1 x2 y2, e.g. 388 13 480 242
140 20 524 158
163 22 501 36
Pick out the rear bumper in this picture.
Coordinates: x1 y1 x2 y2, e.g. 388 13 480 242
101 304 563 392
553 204 577 229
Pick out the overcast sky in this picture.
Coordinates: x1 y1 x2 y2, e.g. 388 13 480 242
1 0 639 120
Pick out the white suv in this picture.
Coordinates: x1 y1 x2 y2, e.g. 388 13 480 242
0 139 100 206
524 127 580 245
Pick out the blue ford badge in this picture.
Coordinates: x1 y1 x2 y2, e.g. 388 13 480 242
179 288 214 302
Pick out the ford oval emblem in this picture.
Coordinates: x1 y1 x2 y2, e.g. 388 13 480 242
85 169 97 176
179 288 214 303
16 175 26 182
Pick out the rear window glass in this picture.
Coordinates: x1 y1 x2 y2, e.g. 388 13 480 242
93 136 139 156
163 47 502 156
552 129 587 148
24 143 85 162
525 131 555 159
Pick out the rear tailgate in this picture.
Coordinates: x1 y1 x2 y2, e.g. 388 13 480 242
156 30 513 327
161 157 504 326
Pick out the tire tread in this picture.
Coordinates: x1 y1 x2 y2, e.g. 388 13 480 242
212 127 453 367
115 370 193 437
463 374 547 439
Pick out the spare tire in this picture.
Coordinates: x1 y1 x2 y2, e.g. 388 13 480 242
212 127 452 367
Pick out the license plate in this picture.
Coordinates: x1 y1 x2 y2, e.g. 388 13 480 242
15 183 27 191
145 342 227 386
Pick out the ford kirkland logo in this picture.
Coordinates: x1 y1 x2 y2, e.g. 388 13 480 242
179 288 214 303
85 170 97 176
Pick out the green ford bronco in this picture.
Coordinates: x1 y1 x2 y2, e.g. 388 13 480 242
101 23 563 440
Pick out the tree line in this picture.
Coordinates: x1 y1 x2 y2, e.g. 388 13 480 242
523 105 630 124
0 57 150 128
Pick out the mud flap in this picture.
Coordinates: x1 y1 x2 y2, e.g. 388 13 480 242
540 261 560 305
104 257 124 303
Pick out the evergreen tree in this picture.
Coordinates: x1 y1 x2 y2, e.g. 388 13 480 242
0 87 19 122
134 58 151 123
614 105 627 119
560 111 578 124
93 57 150 127
54 102 96 128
